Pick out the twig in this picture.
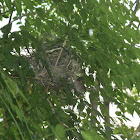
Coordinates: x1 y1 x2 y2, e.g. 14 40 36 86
1 10 9 15
52 35 68 76
44 35 69 115
129 0 140 27
133 0 139 14
47 98 56 114
45 35 68 93
132 124 140 139
45 47 62 53
137 21 140 30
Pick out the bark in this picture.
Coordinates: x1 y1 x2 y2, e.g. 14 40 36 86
91 101 97 127
105 101 111 140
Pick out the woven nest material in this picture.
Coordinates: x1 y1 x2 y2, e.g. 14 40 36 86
26 38 81 90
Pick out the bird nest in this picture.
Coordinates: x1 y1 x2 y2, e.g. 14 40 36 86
25 36 82 90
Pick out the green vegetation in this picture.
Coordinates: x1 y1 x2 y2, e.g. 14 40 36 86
0 0 140 139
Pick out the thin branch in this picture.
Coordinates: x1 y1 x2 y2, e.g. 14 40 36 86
47 98 56 114
1 10 9 15
134 0 139 14
132 124 140 139
45 35 68 92
137 21 140 29
52 35 68 76
129 0 140 27
8 8 13 24
46 47 62 53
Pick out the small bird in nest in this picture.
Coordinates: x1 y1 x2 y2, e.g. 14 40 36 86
74 77 86 94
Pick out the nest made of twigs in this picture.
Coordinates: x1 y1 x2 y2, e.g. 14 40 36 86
26 36 81 90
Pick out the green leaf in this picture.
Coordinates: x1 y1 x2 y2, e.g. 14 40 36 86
115 111 121 116
5 0 12 10
55 124 66 140
0 68 29 104
14 105 24 121
126 103 134 115
122 76 131 88
20 30 36 42
36 8 46 20
136 82 140 93
81 131 93 140
22 0 33 10
1 23 12 38
0 96 24 140
14 0 22 15
81 129 105 140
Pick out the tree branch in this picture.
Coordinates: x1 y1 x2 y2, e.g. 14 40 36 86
52 35 68 76
105 101 111 140
129 0 140 27
132 124 140 139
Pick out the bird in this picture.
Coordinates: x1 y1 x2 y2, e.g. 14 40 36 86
74 77 86 94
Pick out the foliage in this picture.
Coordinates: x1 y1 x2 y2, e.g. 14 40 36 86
0 0 140 139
